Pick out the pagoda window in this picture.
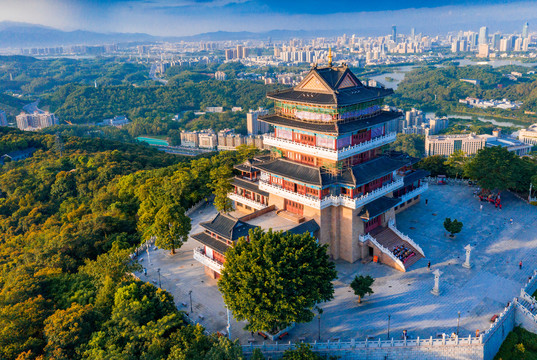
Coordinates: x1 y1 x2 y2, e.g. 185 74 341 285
300 155 315 166
364 216 382 233
283 180 296 192
271 176 283 187
321 188 330 197
306 187 319 198
284 199 304 216
294 133 316 146
213 251 225 264
297 184 306 195
352 129 372 146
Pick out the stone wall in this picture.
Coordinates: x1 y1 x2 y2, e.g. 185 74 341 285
481 303 516 360
244 337 484 360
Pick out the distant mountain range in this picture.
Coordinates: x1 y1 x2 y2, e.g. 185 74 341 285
0 22 345 48
0 22 157 48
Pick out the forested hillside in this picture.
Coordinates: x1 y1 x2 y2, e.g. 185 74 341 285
42 80 278 124
0 56 151 94
0 128 258 359
391 65 537 121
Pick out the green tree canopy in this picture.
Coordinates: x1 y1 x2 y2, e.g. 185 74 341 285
444 150 468 179
464 146 518 191
417 155 449 176
151 204 192 254
444 218 463 236
350 275 375 304
218 228 337 333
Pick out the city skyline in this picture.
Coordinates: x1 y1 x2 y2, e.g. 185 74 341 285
1 0 537 37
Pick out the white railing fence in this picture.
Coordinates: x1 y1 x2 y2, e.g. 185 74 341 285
399 182 429 203
359 233 406 270
388 219 425 256
193 247 224 273
228 192 268 210
243 335 483 354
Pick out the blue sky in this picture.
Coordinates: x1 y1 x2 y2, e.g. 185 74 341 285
0 0 536 36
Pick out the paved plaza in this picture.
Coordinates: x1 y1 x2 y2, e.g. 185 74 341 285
135 183 537 344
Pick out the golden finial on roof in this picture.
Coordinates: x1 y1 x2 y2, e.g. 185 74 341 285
328 47 333 67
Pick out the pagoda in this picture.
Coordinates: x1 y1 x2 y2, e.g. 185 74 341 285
193 54 429 276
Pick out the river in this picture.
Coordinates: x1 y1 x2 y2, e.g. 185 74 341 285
424 113 526 128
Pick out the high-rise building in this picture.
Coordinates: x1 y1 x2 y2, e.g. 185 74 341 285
492 33 502 49
425 134 486 156
499 38 511 52
523 38 530 51
225 49 234 60
428 117 449 135
479 26 489 45
410 28 415 39
523 22 529 39
0 110 7 127
514 37 523 52
519 124 537 145
478 43 490 58
193 63 429 278
16 112 58 131
236 45 244 59
246 108 270 135
391 25 397 43
214 71 227 80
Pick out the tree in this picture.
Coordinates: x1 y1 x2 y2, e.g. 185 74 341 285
152 204 191 254
444 218 463 237
218 228 337 333
167 325 244 360
43 304 97 359
211 165 233 213
444 150 468 179
417 155 449 176
464 146 518 191
281 344 326 360
350 275 375 304
388 134 425 158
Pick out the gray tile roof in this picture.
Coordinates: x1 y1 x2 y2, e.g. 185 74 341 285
232 177 269 197
254 158 331 186
191 232 230 254
350 156 412 187
359 196 401 220
286 219 320 236
403 169 430 186
267 64 393 106
200 213 257 241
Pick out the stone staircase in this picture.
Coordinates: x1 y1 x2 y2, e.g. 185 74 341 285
371 227 424 270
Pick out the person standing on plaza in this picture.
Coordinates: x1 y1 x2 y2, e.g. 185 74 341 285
480 204 483 211
425 199 428 206
427 261 431 270
520 261 523 270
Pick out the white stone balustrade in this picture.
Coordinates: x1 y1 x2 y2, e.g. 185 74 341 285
399 182 429 203
193 247 224 273
228 192 268 210
258 177 404 210
387 219 425 256
262 132 397 161
359 233 406 270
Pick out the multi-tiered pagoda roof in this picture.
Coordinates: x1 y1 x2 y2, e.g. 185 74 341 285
267 64 393 106
260 63 400 135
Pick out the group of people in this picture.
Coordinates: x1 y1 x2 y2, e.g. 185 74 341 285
476 189 502 209
392 245 416 264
